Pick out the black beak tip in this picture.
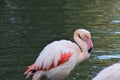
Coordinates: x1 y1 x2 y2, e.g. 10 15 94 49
88 48 92 53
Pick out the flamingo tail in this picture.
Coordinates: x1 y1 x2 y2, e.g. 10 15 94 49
24 64 36 79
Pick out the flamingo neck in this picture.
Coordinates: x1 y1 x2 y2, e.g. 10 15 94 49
73 29 90 63
73 30 88 53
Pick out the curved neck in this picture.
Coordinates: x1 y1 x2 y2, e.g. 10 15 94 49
73 30 88 53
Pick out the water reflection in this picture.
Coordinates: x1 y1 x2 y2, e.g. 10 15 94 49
0 0 120 80
96 54 120 60
112 20 120 23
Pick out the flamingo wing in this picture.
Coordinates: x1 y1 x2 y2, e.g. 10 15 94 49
24 40 75 75
36 51 72 71
24 51 73 75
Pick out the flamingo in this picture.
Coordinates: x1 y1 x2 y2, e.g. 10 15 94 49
93 63 120 80
24 29 93 80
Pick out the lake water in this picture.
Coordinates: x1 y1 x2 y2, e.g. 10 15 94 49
0 0 120 80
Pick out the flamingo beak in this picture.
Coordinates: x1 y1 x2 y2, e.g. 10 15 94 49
88 48 92 53
87 39 93 53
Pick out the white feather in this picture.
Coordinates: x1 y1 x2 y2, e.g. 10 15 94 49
34 40 78 70
93 63 120 80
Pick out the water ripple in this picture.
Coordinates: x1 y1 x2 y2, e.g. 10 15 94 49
96 54 120 60
111 20 120 23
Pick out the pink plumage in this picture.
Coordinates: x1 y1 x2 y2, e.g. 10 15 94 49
24 29 93 80
93 63 120 80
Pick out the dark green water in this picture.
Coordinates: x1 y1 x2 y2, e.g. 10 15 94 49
0 0 120 80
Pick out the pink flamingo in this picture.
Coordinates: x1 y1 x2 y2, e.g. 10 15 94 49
24 29 93 80
93 63 120 80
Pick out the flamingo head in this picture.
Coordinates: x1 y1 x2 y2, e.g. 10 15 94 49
78 29 93 53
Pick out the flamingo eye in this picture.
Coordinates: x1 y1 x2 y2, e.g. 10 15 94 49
79 35 82 39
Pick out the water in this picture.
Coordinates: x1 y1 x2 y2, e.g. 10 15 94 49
0 0 120 80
